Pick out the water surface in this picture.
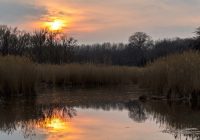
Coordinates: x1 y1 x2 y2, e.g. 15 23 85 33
0 86 200 140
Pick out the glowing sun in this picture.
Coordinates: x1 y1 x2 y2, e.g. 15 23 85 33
46 118 67 131
45 19 66 31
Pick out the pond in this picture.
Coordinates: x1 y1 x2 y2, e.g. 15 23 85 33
0 86 200 140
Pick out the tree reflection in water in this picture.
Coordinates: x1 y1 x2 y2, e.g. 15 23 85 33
0 97 77 139
144 101 200 140
125 100 147 122
0 87 200 140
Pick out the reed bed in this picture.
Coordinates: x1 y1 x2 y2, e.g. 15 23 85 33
139 51 200 98
37 64 139 86
0 56 138 96
0 56 37 96
1 51 200 98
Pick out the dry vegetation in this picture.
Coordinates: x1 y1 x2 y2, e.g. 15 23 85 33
0 56 37 96
139 51 200 99
0 56 138 96
37 64 138 86
0 51 200 98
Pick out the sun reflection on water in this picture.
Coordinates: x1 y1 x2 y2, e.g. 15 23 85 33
42 117 69 132
31 107 86 140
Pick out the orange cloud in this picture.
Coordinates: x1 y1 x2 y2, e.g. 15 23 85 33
2 0 200 43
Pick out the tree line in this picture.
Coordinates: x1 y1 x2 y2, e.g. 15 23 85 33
0 25 199 66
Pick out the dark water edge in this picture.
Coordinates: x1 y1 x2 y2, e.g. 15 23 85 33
0 86 200 140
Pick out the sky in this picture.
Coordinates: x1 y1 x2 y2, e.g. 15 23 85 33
0 0 200 44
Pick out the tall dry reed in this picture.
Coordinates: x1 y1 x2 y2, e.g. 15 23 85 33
139 51 200 98
1 51 200 98
0 56 37 96
37 64 138 86
0 56 138 96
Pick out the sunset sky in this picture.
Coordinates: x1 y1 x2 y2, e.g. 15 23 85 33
0 0 200 44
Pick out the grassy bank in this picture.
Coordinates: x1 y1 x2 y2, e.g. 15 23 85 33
0 51 200 99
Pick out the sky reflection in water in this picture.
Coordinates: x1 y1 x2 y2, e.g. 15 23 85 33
0 86 199 140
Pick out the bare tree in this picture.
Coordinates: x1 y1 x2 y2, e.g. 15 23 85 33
195 27 200 38
128 32 153 49
193 27 200 50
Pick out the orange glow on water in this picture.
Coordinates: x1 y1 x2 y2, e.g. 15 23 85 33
31 108 83 140
35 117 70 133
45 117 68 131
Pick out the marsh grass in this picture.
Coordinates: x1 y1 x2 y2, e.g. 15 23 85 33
0 56 139 96
37 64 139 86
139 51 200 98
1 51 200 98
0 56 37 96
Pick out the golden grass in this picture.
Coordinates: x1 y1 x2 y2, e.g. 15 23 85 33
37 64 138 86
139 51 200 97
0 56 37 96
1 51 200 98
0 56 138 96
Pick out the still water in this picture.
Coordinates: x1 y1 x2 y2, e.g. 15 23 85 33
0 86 200 140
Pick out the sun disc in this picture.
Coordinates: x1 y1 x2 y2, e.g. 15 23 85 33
46 19 65 31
